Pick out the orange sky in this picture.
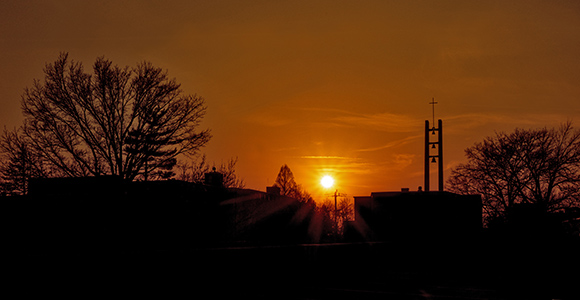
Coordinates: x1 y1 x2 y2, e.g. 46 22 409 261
1 0 579 201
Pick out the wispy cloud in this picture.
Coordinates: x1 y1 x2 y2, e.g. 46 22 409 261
330 112 422 133
392 154 416 170
243 113 294 127
296 107 424 133
300 155 354 160
246 106 424 134
298 155 373 175
355 135 421 152
313 162 374 175
296 107 363 116
444 112 575 134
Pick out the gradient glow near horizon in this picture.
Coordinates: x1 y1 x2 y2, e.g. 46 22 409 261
1 1 579 200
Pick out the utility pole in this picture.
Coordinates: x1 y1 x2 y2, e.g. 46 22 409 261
334 189 338 235
330 189 346 236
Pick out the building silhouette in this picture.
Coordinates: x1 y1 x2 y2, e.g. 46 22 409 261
6 174 315 255
347 188 481 242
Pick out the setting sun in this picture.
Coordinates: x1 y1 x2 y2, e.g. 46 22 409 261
320 175 334 189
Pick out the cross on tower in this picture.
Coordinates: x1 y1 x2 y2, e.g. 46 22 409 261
429 97 438 126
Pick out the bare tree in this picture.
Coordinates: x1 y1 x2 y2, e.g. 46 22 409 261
274 164 298 196
320 195 353 236
0 128 49 195
176 155 245 188
273 164 313 202
290 184 315 203
447 123 580 226
337 197 354 224
219 157 245 189
15 53 210 181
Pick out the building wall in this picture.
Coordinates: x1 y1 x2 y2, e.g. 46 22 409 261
350 191 482 242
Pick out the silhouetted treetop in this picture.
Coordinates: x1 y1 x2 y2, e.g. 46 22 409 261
447 122 580 227
16 52 211 181
274 164 298 196
176 155 245 189
273 164 314 203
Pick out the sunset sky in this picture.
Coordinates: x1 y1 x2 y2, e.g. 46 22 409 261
1 0 579 201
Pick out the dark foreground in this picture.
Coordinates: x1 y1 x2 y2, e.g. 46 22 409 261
8 240 580 299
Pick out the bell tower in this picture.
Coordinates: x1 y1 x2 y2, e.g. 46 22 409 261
424 99 443 192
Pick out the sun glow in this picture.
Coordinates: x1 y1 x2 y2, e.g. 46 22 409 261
320 175 335 189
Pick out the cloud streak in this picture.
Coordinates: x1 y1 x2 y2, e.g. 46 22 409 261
356 135 421 152
300 155 355 160
444 112 576 134
330 112 422 133
299 155 373 175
